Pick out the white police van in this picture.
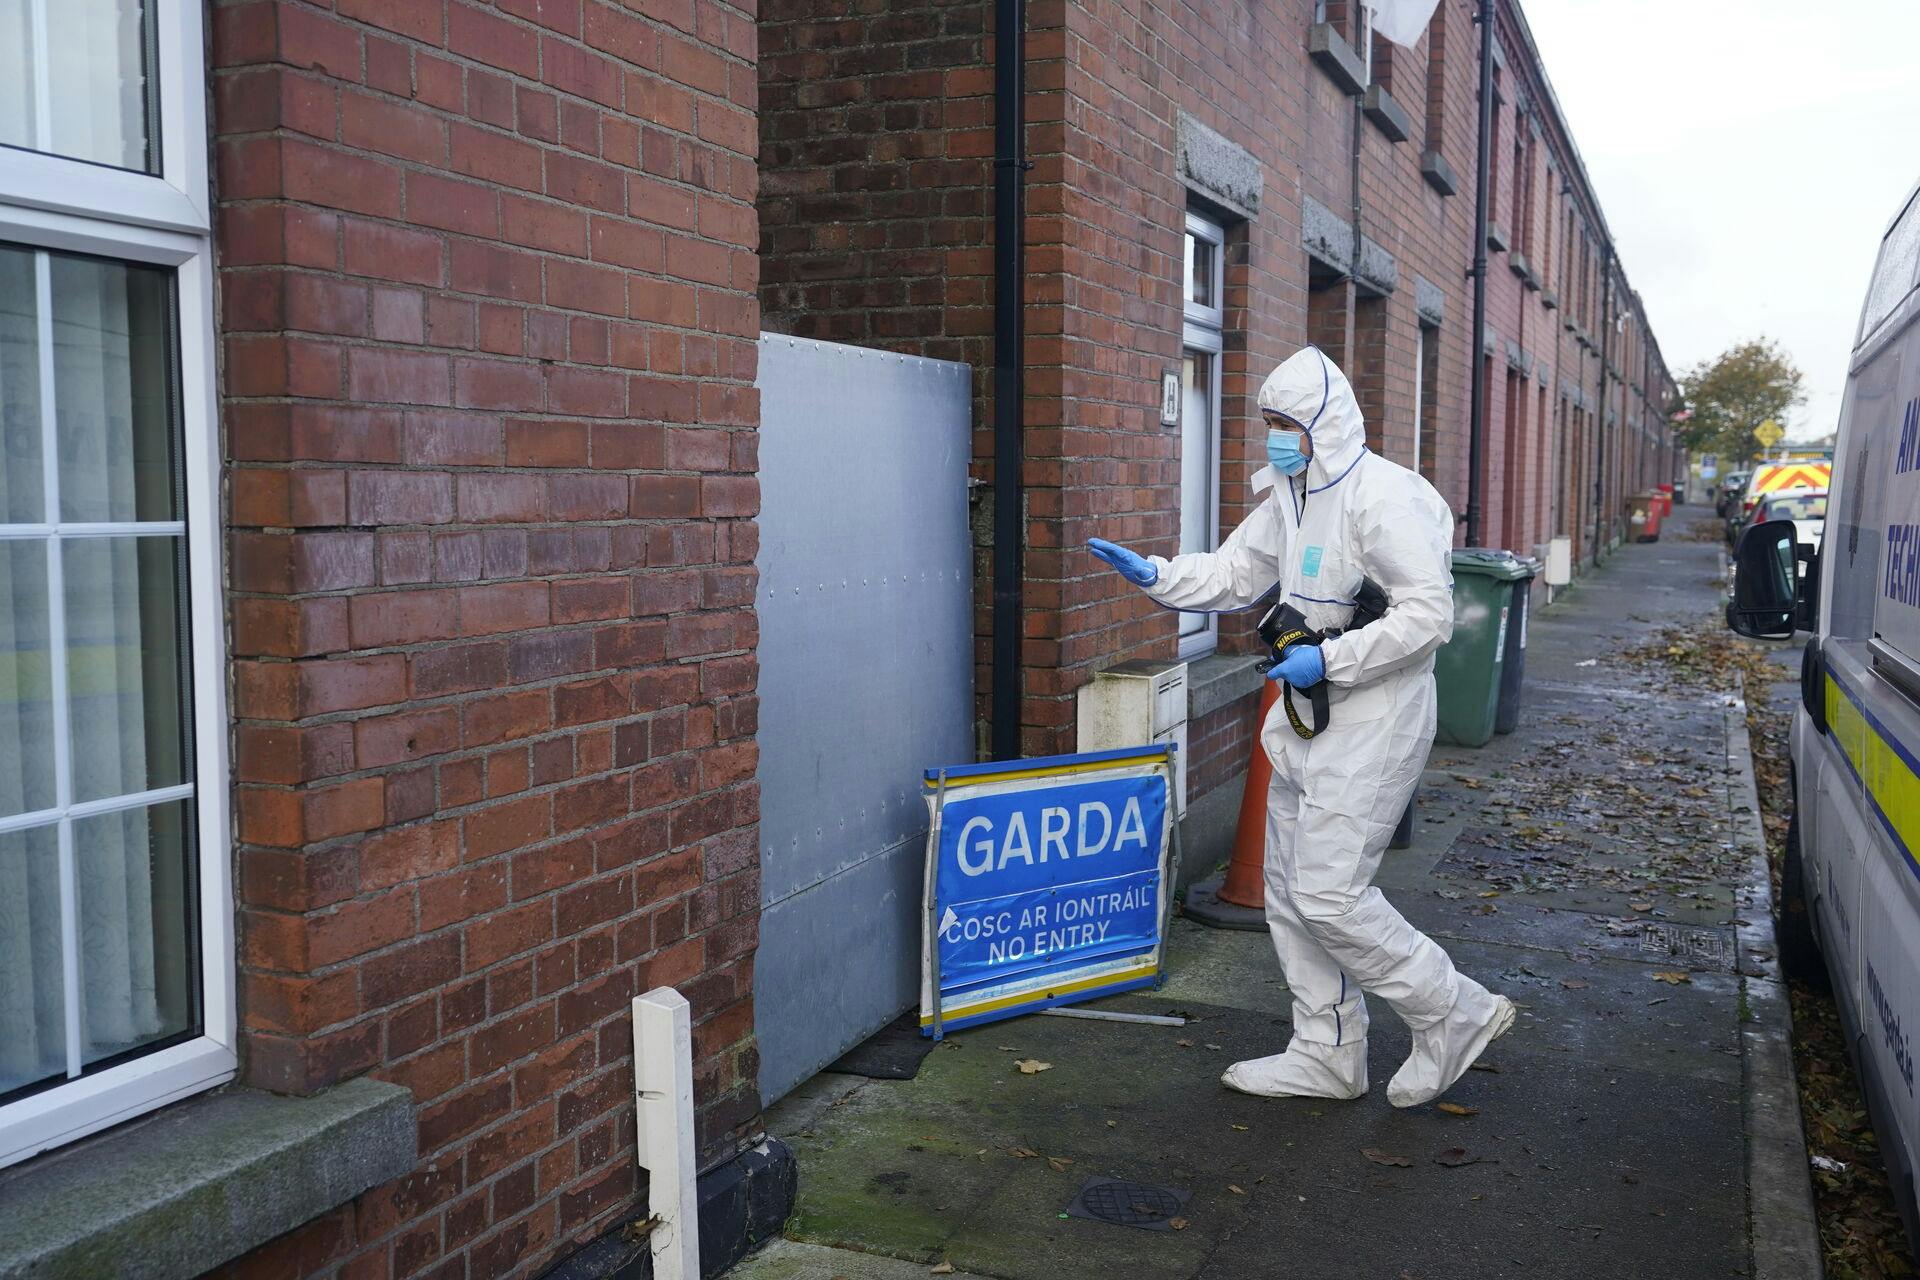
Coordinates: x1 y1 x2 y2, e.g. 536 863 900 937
1729 178 1920 1242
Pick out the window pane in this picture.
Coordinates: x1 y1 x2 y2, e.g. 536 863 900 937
74 799 198 1069
1179 352 1215 640
64 536 192 803
1185 234 1215 309
0 541 55 818
0 824 65 1097
0 0 155 173
1864 198 1920 340
53 255 179 523
0 247 45 523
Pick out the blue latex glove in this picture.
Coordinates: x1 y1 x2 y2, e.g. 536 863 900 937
1266 643 1325 688
1087 537 1158 586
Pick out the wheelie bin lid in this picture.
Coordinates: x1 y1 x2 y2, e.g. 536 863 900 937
1451 547 1531 581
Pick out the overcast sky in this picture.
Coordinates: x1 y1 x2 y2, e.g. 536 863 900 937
1522 0 1920 442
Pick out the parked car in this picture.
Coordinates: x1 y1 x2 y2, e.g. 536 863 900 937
1725 178 1920 1249
1730 458 1833 539
1716 470 1751 519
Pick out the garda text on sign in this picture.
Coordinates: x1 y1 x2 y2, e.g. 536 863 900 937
919 746 1176 1037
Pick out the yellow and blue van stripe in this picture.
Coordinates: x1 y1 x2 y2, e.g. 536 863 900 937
1827 671 1920 872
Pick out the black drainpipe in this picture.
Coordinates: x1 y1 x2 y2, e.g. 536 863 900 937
1464 0 1495 547
990 0 1027 761
1594 247 1613 559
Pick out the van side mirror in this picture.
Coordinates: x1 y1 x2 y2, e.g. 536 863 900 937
1727 518 1802 639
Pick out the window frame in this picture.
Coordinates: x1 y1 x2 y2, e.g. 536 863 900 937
1412 323 1427 476
1179 210 1227 661
0 0 233 1171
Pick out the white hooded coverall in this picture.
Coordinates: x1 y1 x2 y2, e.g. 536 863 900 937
1143 347 1509 1105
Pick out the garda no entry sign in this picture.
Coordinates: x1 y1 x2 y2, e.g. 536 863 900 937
919 746 1178 1037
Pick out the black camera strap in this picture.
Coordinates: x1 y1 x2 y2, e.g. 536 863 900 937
1256 577 1388 741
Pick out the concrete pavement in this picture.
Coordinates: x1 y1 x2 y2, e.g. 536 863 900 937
730 507 1819 1279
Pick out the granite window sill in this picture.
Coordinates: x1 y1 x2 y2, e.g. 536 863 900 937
0 1078 414 1280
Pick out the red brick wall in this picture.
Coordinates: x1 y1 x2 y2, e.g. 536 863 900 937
758 0 1006 749
209 0 760 1275
1188 694 1263 807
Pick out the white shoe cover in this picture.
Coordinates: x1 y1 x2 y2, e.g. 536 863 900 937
1221 1040 1368 1100
1387 994 1516 1108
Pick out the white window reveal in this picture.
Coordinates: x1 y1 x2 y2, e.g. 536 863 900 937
0 0 231 1169
1180 211 1226 659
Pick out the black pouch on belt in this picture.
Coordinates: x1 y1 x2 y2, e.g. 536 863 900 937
1255 578 1389 740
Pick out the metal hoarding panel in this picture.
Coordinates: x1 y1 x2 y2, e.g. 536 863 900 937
752 335 974 1104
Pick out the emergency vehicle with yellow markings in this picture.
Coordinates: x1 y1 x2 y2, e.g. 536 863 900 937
1728 179 1920 1246
1739 458 1832 519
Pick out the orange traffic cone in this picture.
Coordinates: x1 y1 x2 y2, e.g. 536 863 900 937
1183 679 1277 930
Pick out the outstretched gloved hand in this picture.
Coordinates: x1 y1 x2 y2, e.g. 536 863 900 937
1267 643 1325 688
1087 537 1158 587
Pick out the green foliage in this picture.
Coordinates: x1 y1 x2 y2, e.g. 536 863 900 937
1676 339 1806 464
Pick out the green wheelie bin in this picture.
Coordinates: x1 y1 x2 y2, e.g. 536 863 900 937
1435 549 1530 747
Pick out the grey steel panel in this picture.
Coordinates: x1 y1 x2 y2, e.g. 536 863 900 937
755 838 924 1104
753 334 973 1104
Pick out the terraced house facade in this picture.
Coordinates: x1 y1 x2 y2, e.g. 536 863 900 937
0 1 1674 1278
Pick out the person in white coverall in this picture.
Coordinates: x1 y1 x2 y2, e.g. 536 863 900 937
1087 346 1514 1106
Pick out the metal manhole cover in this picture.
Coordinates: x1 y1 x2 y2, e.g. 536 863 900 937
1064 1177 1192 1231
1637 921 1736 970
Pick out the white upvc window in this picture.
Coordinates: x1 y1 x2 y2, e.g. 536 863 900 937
1179 210 1225 660
0 0 232 1169
1412 325 1426 476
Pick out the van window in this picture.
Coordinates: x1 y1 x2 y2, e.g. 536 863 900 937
1762 493 1827 522
1830 370 1892 643
1862 191 1920 344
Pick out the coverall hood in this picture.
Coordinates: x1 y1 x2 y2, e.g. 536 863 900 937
1256 346 1367 491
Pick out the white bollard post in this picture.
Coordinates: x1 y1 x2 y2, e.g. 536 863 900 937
632 987 701 1280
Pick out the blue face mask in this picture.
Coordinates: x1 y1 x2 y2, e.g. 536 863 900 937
1267 427 1309 477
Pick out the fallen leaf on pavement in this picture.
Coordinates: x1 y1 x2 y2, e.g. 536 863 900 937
1047 1157 1073 1172
1014 1059 1052 1074
1230 1124 1249 1131
1436 1102 1480 1116
931 1264 954 1275
1009 1147 1040 1159
1363 1147 1413 1167
1651 971 1691 985
1629 902 1654 912
1561 979 1591 990
1434 1147 1482 1167
1170 1217 1190 1231
1176 1039 1194 1048
1228 1184 1246 1194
